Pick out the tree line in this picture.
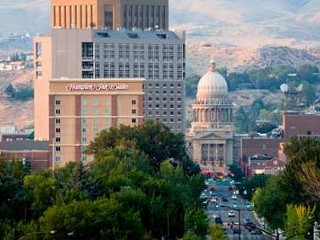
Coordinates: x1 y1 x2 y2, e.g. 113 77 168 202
0 121 209 240
241 137 320 239
4 84 33 101
186 63 319 100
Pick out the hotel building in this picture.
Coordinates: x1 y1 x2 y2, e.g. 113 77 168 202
34 0 185 166
51 0 169 30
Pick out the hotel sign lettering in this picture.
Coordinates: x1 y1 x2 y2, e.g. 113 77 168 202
67 83 129 92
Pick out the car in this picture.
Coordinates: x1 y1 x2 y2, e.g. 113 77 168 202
228 211 236 217
222 196 228 202
233 227 241 234
210 197 217 203
251 229 262 235
244 222 256 231
215 217 223 224
231 195 237 199
243 218 251 224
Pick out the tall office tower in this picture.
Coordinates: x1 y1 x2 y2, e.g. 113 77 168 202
34 0 185 166
52 0 169 30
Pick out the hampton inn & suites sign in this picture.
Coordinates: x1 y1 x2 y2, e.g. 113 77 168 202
66 83 129 92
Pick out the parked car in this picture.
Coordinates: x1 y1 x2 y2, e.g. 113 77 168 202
251 229 262 235
231 195 237 199
222 196 228 202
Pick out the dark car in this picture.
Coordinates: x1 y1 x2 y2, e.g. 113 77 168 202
233 227 241 234
222 196 228 202
251 229 262 235
244 222 256 231
215 217 223 224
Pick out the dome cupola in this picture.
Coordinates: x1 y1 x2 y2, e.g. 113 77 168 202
196 60 228 103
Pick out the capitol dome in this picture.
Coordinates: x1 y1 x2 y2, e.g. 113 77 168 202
196 60 228 102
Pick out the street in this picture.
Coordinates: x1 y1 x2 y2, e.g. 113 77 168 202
203 178 272 240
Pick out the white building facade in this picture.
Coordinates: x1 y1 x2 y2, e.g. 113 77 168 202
186 61 234 173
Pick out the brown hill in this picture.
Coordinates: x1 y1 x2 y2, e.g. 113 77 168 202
0 69 34 129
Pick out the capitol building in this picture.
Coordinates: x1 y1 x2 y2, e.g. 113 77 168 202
186 60 235 173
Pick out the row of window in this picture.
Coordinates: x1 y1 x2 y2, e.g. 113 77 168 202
94 43 184 62
86 61 184 80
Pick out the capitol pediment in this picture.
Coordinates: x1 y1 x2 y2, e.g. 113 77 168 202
194 132 226 140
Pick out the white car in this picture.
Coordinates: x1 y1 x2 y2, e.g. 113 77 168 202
231 195 237 199
228 211 236 217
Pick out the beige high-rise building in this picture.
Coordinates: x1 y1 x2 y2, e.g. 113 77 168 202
52 0 169 30
49 78 144 166
34 0 185 166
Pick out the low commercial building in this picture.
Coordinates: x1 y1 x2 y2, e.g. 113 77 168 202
0 140 50 171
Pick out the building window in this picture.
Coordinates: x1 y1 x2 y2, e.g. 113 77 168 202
132 100 137 105
56 146 61 151
55 156 61 162
56 137 61 142
132 118 137 123
92 99 99 105
56 128 60 133
132 109 137 114
55 100 61 105
82 42 94 60
55 109 61 114
55 118 61 124
93 108 99 115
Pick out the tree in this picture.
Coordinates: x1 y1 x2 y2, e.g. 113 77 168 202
234 106 251 132
39 198 145 240
209 224 227 240
300 81 316 106
228 163 244 182
252 174 289 230
88 120 199 174
285 204 315 240
298 64 319 84
4 84 16 98
185 75 201 98
283 137 320 204
239 174 271 200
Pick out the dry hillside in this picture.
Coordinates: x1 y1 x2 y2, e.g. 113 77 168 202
0 69 34 129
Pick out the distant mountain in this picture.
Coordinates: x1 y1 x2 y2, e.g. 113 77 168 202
1 0 320 45
1 0 320 66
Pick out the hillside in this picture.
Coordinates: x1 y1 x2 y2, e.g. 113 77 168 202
187 44 320 75
0 69 34 129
